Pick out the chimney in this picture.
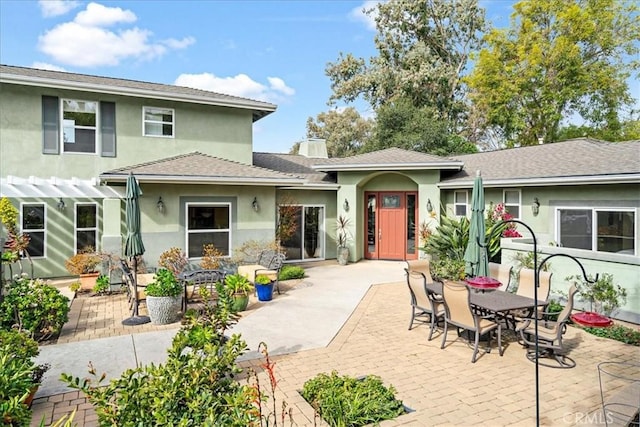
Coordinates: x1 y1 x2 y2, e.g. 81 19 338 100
297 138 328 158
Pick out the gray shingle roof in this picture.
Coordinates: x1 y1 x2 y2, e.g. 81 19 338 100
312 147 463 171
100 152 303 185
442 138 640 188
253 153 336 184
0 64 276 122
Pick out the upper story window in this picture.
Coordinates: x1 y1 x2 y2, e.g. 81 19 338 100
454 191 468 216
21 203 46 258
503 190 521 219
557 208 636 255
143 107 174 137
75 203 98 253
63 99 97 154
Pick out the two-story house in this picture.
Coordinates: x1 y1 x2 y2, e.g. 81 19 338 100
1 65 638 322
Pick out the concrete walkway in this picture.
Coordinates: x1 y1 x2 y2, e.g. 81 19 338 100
35 260 405 398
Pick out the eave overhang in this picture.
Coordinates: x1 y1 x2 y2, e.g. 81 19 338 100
438 173 640 189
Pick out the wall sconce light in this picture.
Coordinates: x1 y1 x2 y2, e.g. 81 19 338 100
57 198 66 211
157 196 165 214
426 198 433 213
252 197 260 212
343 198 350 212
532 197 540 216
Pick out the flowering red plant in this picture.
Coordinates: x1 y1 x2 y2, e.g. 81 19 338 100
488 203 522 238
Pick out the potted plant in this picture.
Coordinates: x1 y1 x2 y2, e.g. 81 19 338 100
335 215 351 265
224 273 253 311
64 247 101 290
145 268 183 324
254 274 274 302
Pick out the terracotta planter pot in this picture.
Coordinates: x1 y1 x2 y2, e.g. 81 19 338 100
79 272 100 290
22 385 38 408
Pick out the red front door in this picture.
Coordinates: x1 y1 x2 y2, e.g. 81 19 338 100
365 192 418 261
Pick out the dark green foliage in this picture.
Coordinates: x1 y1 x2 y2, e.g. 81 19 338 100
0 346 34 427
583 325 640 346
430 258 467 282
145 268 182 297
545 300 564 321
301 371 405 427
0 275 70 341
278 265 305 281
61 283 259 426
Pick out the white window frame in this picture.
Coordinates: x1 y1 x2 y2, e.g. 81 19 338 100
503 189 521 219
74 202 98 254
20 203 46 258
61 98 98 154
555 207 637 256
454 190 468 217
143 106 175 138
185 202 231 259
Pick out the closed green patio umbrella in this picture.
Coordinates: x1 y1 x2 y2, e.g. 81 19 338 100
463 170 488 278
122 172 150 325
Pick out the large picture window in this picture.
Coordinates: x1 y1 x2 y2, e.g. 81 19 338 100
186 204 230 258
454 191 467 216
76 203 98 252
21 204 45 257
143 107 174 137
63 99 97 153
557 208 636 255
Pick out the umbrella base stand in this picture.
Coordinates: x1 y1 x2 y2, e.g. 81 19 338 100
122 315 150 326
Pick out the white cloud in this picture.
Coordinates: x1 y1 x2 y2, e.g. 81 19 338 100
163 37 196 49
349 1 381 31
74 2 136 27
31 62 67 72
267 77 295 96
37 2 195 68
39 0 80 18
174 72 295 103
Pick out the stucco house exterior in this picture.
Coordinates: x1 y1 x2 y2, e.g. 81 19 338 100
1 65 638 322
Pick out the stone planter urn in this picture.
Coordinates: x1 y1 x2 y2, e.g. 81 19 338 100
146 295 182 324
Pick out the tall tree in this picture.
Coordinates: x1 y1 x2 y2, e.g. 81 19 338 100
366 97 477 155
304 107 373 157
466 0 639 146
326 0 487 127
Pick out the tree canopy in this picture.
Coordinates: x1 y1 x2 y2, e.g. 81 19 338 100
304 107 373 157
466 0 639 146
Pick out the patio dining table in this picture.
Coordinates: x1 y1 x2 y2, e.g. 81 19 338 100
426 281 548 329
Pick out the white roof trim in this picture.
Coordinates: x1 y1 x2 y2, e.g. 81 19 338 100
99 174 305 186
1 176 123 198
438 173 640 189
313 162 463 172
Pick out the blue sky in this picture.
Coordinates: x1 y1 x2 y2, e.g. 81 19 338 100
0 1 524 153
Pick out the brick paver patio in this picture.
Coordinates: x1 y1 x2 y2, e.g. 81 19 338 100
31 278 638 426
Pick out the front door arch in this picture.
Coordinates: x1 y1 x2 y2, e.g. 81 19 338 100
365 191 418 261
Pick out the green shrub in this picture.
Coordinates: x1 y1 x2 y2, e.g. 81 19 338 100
145 269 182 297
0 346 34 427
430 258 466 281
584 325 640 346
93 274 110 294
545 300 564 321
301 371 405 427
279 265 305 281
566 273 627 316
0 275 70 341
62 284 258 426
